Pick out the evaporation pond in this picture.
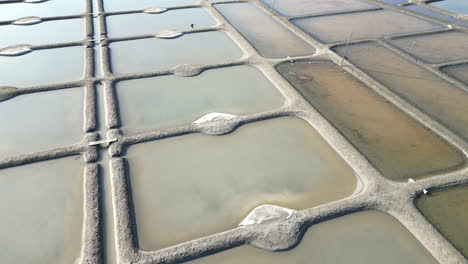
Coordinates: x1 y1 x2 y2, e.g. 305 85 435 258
430 0 468 15
215 3 315 58
0 88 83 158
116 66 284 134
442 64 468 85
260 0 376 17
109 31 243 74
106 8 216 38
389 31 468 64
277 61 463 181
126 117 357 250
334 42 468 142
0 46 84 88
292 9 445 43
403 4 468 28
189 211 437 264
0 0 84 21
0 157 83 264
416 185 468 258
0 18 84 49
103 0 196 12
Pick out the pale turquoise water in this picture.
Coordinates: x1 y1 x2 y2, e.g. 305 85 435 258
0 88 83 158
109 31 243 74
106 8 216 38
190 211 437 264
116 66 284 134
0 156 84 264
127 117 356 250
0 46 84 88
430 0 468 15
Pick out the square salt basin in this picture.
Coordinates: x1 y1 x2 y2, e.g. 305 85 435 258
277 60 464 181
403 4 468 28
126 117 357 250
416 185 468 258
103 0 196 12
388 31 468 64
189 211 437 264
260 0 377 17
106 8 216 39
441 64 468 85
0 88 84 159
116 66 285 134
0 157 84 264
292 9 445 44
0 0 84 21
0 18 84 49
0 46 84 88
430 0 468 15
109 31 243 74
215 2 315 58
333 42 468 142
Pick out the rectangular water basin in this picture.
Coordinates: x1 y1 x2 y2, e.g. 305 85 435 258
292 9 445 44
441 64 468 85
334 42 468 142
126 117 357 250
0 46 84 88
0 18 84 49
106 8 216 38
215 3 315 58
416 185 468 258
0 88 84 159
116 65 285 134
109 31 243 74
0 0 84 21
103 0 196 12
388 31 468 64
260 0 377 17
430 0 468 15
277 60 464 181
0 157 84 264
403 4 468 28
189 211 437 264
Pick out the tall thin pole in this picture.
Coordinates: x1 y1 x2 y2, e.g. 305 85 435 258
341 31 353 67
409 41 416 55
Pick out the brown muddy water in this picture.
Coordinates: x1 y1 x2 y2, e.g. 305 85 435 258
189 211 437 264
416 185 468 258
215 2 315 58
109 31 243 74
126 117 357 250
260 0 376 17
0 157 84 264
293 9 445 43
334 42 468 142
277 60 464 181
388 31 468 64
116 65 284 135
0 88 84 159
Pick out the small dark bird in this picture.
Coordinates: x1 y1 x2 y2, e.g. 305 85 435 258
191 24 195 29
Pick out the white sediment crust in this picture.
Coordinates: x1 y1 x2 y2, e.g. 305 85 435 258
193 113 237 125
240 205 296 226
